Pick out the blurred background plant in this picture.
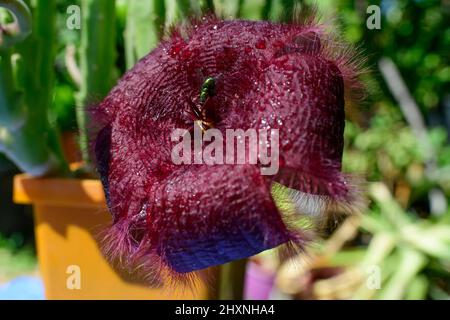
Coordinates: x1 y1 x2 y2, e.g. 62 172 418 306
0 0 449 299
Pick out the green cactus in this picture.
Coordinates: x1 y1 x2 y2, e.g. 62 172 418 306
164 0 190 28
0 0 67 176
0 48 25 129
124 0 203 71
76 0 117 166
0 0 29 128
125 0 165 70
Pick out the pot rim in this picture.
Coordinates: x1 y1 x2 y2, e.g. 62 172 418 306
13 174 105 208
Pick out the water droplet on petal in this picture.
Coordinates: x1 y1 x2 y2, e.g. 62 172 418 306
255 39 266 49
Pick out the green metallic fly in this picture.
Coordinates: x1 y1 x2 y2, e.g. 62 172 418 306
200 77 216 103
193 76 216 132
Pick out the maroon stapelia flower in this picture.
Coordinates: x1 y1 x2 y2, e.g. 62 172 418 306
92 16 365 286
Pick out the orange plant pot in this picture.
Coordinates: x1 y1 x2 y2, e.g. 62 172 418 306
13 174 214 300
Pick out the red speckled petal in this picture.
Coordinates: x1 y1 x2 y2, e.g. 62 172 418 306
146 164 291 273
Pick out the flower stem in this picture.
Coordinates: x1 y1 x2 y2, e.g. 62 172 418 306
218 258 247 300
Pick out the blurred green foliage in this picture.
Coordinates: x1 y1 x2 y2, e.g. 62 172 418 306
0 234 36 282
322 0 450 299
